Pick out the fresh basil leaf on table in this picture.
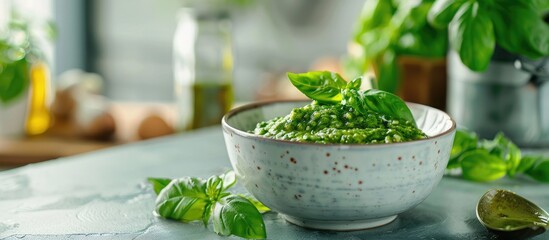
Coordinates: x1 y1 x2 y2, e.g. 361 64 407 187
479 133 521 177
448 129 477 169
154 177 209 222
448 129 549 183
287 71 347 104
516 156 542 175
149 171 268 239
213 195 266 239
460 149 507 182
148 177 172 195
526 158 549 182
239 194 271 214
220 170 236 191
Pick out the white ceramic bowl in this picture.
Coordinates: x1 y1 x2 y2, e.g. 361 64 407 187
222 101 456 231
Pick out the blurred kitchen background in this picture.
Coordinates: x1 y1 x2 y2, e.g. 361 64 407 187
0 0 366 167
9 0 364 101
0 0 548 168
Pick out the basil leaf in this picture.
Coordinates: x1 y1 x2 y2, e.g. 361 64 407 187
516 156 541 175
202 202 214 226
460 149 507 182
238 194 270 214
449 1 495 71
353 0 395 61
534 0 549 13
346 76 362 90
395 2 448 58
154 177 209 222
220 171 236 191
505 143 521 177
428 0 467 29
148 177 172 195
287 71 347 104
353 0 394 42
350 88 415 125
479 133 522 177
205 171 236 199
213 195 266 239
0 58 30 103
206 175 224 199
375 50 399 94
526 159 549 182
448 129 477 169
499 136 521 178
490 1 549 59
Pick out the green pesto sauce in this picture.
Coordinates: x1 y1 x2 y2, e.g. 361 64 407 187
253 102 427 144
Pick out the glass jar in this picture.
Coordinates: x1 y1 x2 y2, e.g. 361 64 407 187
173 8 234 131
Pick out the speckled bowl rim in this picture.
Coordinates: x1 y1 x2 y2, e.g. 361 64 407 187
222 100 457 148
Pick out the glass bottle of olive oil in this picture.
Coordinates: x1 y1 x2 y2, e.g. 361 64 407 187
174 7 234 131
26 61 52 135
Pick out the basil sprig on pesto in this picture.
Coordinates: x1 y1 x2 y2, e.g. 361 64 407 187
254 71 426 144
288 71 416 126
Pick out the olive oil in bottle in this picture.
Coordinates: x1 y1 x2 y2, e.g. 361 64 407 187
25 61 51 135
190 82 233 129
174 8 234 131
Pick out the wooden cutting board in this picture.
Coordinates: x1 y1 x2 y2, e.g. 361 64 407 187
0 102 175 167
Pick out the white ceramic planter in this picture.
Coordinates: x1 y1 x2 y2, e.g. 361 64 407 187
0 90 29 137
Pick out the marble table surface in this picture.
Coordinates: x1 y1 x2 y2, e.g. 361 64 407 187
0 127 548 239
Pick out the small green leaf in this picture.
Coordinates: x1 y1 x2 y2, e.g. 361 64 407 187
449 1 495 72
0 58 30 104
346 76 362 90
154 177 209 222
353 0 395 42
375 50 399 94
287 71 347 104
460 149 507 182
205 171 236 200
148 177 172 195
44 20 57 41
448 129 478 169
490 1 549 58
206 175 224 199
516 156 541 175
534 0 549 13
202 202 214 226
502 138 521 178
239 194 270 214
479 133 522 177
427 0 467 29
526 158 549 182
220 170 236 191
213 195 266 239
345 88 415 126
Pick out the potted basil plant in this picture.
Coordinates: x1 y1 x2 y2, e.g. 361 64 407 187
347 0 449 110
428 0 549 147
0 13 55 137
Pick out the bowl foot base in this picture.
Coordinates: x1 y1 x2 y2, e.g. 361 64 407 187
280 214 397 231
